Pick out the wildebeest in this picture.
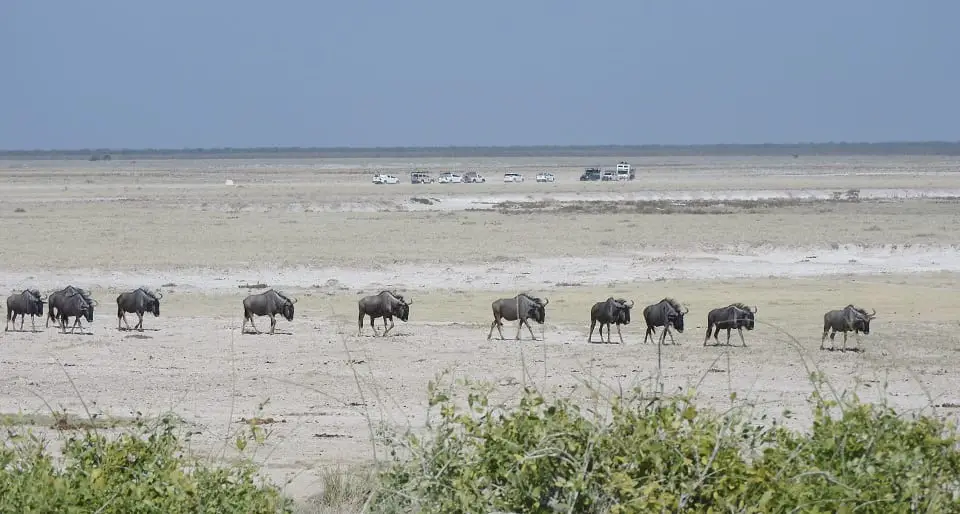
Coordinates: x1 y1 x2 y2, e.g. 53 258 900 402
46 286 95 330
704 303 758 347
821 304 876 351
5 289 45 332
642 298 688 345
241 289 297 335
588 297 634 344
54 289 96 334
487 293 549 341
116 287 163 331
357 290 412 337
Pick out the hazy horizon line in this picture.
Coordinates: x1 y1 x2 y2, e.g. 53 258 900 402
3 140 960 160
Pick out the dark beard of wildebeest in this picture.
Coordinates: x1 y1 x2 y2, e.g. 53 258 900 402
241 289 297 335
704 303 758 347
116 287 163 331
487 293 549 341
588 297 634 344
5 289 45 332
357 290 413 337
642 298 688 345
46 285 95 330
55 290 96 334
821 304 876 351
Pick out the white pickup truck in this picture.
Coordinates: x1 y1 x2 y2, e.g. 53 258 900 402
372 174 400 184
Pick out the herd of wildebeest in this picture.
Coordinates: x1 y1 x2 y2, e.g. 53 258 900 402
5 285 878 351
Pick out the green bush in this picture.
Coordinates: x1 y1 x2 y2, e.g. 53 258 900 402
371 374 960 513
0 415 292 513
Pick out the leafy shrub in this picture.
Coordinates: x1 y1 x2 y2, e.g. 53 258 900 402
371 373 960 513
0 414 292 513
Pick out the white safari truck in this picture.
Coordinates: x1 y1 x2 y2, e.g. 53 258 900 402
615 161 634 180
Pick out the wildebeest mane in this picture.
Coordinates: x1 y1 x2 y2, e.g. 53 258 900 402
729 302 751 311
661 298 682 311
137 287 159 300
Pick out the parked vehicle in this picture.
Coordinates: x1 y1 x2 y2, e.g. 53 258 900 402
601 171 616 181
536 172 556 183
410 171 434 184
437 172 463 184
616 161 634 180
503 172 524 183
373 174 400 184
462 171 486 183
580 168 602 181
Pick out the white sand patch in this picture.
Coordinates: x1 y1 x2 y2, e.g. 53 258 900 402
3 244 956 295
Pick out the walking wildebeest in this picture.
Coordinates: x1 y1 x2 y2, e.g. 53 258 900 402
357 290 413 337
241 289 297 335
487 293 549 341
588 297 634 344
642 298 688 345
55 289 96 334
116 287 163 331
704 303 758 347
821 304 876 351
5 289 45 332
46 286 95 330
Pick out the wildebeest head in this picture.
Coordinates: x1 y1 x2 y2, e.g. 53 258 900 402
26 289 45 316
664 298 688 332
615 298 634 325
276 291 297 321
731 303 758 330
849 305 876 334
142 288 163 317
526 296 549 324
67 292 94 323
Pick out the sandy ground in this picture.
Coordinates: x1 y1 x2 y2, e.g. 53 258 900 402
2 155 960 501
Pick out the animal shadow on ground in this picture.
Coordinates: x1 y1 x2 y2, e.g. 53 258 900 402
241 330 293 336
4 328 44 333
123 334 153 340
118 327 161 332
821 346 866 353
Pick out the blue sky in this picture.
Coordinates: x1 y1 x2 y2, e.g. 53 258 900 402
3 0 958 150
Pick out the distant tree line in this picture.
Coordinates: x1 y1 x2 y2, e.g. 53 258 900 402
2 141 960 160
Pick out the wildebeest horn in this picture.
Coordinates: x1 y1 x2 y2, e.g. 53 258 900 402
405 298 413 305
542 297 549 306
682 305 689 314
626 299 634 308
868 308 876 318
751 305 758 313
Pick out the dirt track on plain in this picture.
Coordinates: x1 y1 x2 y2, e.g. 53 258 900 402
1 155 959 500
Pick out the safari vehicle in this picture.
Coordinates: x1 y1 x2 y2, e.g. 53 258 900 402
462 171 486 183
536 172 556 183
503 172 524 183
372 174 400 184
437 172 463 184
616 161 634 180
601 171 616 181
579 167 602 181
410 171 434 184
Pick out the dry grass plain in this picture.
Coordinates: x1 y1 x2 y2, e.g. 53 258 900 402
2 155 960 502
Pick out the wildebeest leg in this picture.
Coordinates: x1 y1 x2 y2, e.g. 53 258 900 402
269 314 277 335
588 319 597 343
249 316 261 334
643 327 653 344
820 328 829 350
616 323 624 344
665 326 676 345
136 312 144 331
703 325 712 346
119 311 129 330
383 316 395 336
18 313 25 331
524 319 538 340
487 318 504 340
737 327 746 347
842 331 847 351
